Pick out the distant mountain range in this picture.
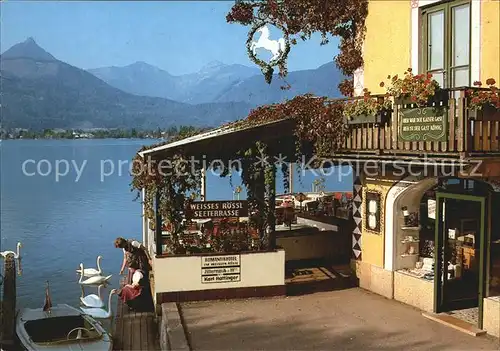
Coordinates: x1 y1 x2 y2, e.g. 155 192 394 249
1 37 343 130
88 60 343 106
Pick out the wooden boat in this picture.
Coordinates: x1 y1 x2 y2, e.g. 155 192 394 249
16 303 112 350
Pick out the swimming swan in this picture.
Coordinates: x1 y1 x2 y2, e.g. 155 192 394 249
1 242 22 259
76 255 103 277
80 284 104 308
78 263 112 285
80 289 117 319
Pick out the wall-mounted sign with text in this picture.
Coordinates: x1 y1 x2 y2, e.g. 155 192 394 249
201 254 241 284
399 106 448 142
186 200 248 219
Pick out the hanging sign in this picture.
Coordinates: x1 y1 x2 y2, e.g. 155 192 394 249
399 106 448 142
246 22 291 83
186 200 248 219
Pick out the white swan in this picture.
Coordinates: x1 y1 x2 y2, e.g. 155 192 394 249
1 242 22 259
80 284 104 308
76 256 103 277
78 263 112 285
80 289 117 319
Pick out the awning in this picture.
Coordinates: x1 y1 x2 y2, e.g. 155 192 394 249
139 118 296 161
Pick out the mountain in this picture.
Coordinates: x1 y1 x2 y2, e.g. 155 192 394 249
88 60 261 104
176 61 262 104
1 38 253 130
214 62 343 105
87 61 178 99
1 37 57 62
89 60 342 105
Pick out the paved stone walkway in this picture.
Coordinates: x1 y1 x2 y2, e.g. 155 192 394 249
180 288 499 350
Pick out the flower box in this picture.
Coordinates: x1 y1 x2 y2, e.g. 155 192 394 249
395 89 449 109
468 104 500 121
346 110 390 125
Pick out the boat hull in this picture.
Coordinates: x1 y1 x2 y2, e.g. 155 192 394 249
16 304 112 350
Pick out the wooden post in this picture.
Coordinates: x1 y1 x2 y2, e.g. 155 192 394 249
255 169 266 244
267 165 277 250
155 191 162 256
200 167 206 201
1 254 16 349
142 188 148 248
289 162 294 194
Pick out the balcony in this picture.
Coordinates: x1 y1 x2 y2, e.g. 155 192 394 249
336 88 500 161
141 88 499 170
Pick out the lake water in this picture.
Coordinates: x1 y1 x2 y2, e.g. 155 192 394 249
0 139 352 309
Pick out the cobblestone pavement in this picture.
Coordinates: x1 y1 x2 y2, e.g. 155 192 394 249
181 288 499 350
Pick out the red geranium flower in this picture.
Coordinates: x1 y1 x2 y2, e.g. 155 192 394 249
486 78 496 86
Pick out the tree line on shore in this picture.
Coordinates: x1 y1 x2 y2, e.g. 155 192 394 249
0 125 204 140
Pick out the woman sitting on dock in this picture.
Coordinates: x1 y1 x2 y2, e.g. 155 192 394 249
114 237 152 283
117 269 151 311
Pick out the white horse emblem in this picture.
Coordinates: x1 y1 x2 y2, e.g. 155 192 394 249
250 25 286 61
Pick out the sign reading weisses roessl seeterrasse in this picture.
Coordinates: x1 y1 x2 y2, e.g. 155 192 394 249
186 200 248 219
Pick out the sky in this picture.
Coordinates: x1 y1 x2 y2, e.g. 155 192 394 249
1 1 340 75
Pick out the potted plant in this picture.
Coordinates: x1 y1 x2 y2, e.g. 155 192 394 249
343 88 392 125
466 78 500 120
380 68 447 108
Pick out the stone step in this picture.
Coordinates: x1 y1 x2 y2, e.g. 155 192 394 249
422 312 486 337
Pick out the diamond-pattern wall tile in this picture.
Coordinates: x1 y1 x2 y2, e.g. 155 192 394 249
352 176 363 260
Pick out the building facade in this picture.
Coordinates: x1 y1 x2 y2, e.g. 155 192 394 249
351 0 500 336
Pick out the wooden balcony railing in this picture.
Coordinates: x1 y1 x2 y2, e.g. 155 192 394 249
337 88 500 158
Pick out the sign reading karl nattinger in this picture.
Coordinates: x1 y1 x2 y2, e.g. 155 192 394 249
399 106 448 142
201 254 241 284
187 200 248 219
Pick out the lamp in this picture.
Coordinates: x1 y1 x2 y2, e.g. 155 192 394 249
365 191 381 233
368 199 378 229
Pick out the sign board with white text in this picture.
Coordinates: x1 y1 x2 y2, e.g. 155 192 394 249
201 254 241 283
186 200 248 219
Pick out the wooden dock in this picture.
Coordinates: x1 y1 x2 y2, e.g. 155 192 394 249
0 254 17 350
112 277 160 350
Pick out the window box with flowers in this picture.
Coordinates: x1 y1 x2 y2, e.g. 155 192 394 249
380 69 449 142
467 79 500 121
380 68 448 108
343 89 392 126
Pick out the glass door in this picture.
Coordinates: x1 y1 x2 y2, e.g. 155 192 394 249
435 193 486 328
425 7 446 88
450 3 470 88
422 0 471 89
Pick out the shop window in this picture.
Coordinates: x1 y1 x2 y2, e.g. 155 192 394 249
420 191 436 259
397 179 498 298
